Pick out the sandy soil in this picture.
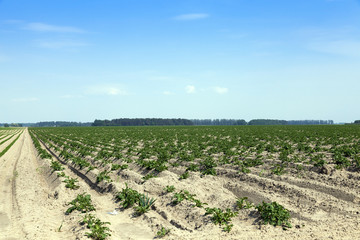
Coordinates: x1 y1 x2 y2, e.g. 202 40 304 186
1 129 360 240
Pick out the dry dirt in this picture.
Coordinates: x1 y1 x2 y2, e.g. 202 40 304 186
0 129 359 240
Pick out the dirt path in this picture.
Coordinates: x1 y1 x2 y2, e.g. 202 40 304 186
0 129 75 240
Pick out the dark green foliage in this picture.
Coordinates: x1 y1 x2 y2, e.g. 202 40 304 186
143 173 156 181
134 194 156 215
111 164 121 171
80 214 111 240
63 177 80 190
172 190 195 205
186 163 199 172
115 183 140 209
255 201 292 229
66 193 95 214
248 119 287 125
205 207 238 232
333 153 351 169
200 158 217 176
312 154 326 167
271 164 287 175
179 171 190 179
96 170 112 183
51 160 64 171
57 171 66 177
164 185 175 193
171 189 207 208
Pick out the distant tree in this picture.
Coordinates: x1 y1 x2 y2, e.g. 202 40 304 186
354 120 360 124
191 119 247 126
287 120 334 125
248 119 287 125
92 118 193 127
4 123 10 127
33 121 92 127
233 120 247 125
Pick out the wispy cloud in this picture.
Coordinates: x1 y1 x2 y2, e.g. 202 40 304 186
309 40 360 57
213 87 228 94
34 39 90 49
60 94 83 99
24 22 85 33
12 97 39 102
174 13 209 21
185 85 196 94
86 85 128 96
163 91 173 95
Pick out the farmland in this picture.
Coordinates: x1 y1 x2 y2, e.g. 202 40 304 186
1 125 360 239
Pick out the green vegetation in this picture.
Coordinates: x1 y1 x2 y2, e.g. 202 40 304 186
80 214 111 240
142 173 157 181
66 193 96 214
28 125 360 236
115 183 140 209
255 201 292 229
0 131 22 158
134 194 156 215
115 183 156 216
179 171 190 179
205 207 238 232
111 163 128 171
156 226 171 238
172 190 195 205
171 189 207 208
29 125 360 181
51 160 64 171
96 170 112 183
236 197 254 209
164 185 176 193
63 176 80 190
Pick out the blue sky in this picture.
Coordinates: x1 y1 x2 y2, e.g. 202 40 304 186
1 0 360 123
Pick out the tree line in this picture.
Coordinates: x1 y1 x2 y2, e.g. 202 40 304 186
92 118 193 126
33 121 92 127
92 118 335 126
191 119 247 126
1 119 339 127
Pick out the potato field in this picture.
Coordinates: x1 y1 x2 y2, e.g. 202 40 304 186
1 125 360 239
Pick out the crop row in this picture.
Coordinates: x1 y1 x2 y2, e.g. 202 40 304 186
0 129 23 158
29 125 360 180
27 125 360 238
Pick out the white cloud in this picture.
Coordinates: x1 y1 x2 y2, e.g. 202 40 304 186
309 40 360 57
174 13 209 21
35 39 90 49
12 97 39 102
86 85 127 96
213 87 228 94
24 22 85 33
185 85 196 94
